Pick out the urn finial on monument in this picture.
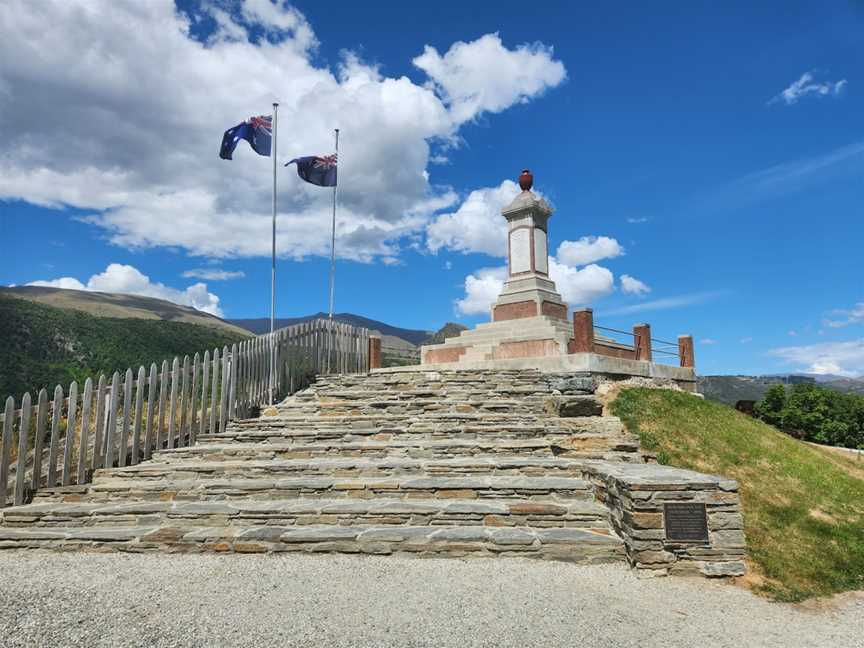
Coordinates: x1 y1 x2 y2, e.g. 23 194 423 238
518 169 533 192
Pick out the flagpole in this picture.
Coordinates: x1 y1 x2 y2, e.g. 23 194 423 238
326 128 339 373
270 102 278 406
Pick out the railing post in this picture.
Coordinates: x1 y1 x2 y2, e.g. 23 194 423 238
368 336 382 371
633 323 652 361
678 335 695 368
572 308 594 353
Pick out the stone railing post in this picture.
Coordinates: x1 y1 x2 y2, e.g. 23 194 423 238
633 323 652 361
678 335 694 368
368 336 382 371
572 308 594 353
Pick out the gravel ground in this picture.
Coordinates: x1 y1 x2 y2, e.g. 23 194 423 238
0 553 860 648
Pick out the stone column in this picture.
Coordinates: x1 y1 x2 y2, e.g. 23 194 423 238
572 309 594 353
678 335 694 368
491 170 568 322
633 323 652 361
369 336 382 370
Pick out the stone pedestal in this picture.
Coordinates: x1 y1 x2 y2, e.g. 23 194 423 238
492 176 567 323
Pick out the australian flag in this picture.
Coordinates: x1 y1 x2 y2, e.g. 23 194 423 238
219 115 272 159
285 154 338 187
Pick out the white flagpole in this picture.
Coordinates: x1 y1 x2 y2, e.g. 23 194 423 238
269 103 278 406
326 128 339 375
328 128 339 319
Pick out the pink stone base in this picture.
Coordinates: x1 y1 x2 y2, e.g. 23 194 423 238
423 346 467 364
492 339 560 359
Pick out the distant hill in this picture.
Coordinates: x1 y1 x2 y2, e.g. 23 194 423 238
0 293 250 399
423 322 468 346
698 374 864 406
230 313 433 347
1 286 249 336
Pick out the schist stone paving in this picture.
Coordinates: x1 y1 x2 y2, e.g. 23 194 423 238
0 172 747 578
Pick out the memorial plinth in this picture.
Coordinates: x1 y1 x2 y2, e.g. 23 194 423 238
423 169 575 367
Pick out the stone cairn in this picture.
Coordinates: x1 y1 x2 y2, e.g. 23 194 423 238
0 369 746 576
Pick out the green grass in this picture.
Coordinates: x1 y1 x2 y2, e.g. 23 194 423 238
0 295 251 400
611 387 864 602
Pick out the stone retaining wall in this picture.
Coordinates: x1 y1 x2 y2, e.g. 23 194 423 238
581 462 747 577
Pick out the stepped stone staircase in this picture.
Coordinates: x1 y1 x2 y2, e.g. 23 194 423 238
0 369 746 575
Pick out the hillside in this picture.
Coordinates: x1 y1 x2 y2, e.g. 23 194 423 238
230 313 432 346
0 294 250 399
1 286 249 336
696 373 864 405
610 388 864 601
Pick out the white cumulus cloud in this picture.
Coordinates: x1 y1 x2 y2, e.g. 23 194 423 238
620 274 651 296
28 264 224 317
0 2 566 263
768 340 864 377
769 71 847 106
413 33 567 124
556 236 624 266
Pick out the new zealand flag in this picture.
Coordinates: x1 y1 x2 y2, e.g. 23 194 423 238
219 115 272 159
285 154 338 187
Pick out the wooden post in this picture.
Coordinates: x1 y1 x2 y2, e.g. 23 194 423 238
633 323 652 362
118 370 132 467
219 346 230 433
0 397 13 507
368 335 382 371
200 351 210 440
76 378 93 484
144 364 158 460
31 388 48 491
209 348 219 436
62 381 79 484
178 356 190 448
167 357 180 449
91 376 106 470
678 335 695 368
47 385 64 485
190 353 200 446
157 360 169 452
105 372 120 468
14 393 31 506
228 343 238 421
572 308 594 353
132 367 145 464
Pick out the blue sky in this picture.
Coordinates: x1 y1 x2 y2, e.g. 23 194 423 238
1 0 862 376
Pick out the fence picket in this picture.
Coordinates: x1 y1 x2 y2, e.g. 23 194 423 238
179 356 190 447
76 378 93 485
132 366 145 464
105 372 120 469
209 348 219 435
47 385 64 486
61 381 79 485
31 389 48 491
167 357 179 449
228 343 238 419
0 397 13 507
190 353 200 446
14 393 31 505
156 360 169 452
200 350 210 439
91 375 106 470
219 346 229 434
117 370 132 468
144 364 158 459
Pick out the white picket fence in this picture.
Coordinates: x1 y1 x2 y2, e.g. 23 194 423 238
0 318 371 507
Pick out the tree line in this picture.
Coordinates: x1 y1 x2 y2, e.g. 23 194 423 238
755 383 864 450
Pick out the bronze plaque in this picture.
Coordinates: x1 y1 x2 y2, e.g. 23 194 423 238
663 503 709 542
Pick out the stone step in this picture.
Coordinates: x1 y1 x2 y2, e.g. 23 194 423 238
94 456 589 481
152 436 639 462
274 398 553 416
0 523 625 562
2 497 611 530
34 474 596 504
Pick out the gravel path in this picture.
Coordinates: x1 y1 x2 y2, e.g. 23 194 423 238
0 553 860 647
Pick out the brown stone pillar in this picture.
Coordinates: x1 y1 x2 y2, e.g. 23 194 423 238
678 335 695 368
369 336 382 371
572 308 594 353
633 323 652 362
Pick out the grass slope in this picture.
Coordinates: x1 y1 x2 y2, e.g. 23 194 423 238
0 295 250 399
611 388 864 602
